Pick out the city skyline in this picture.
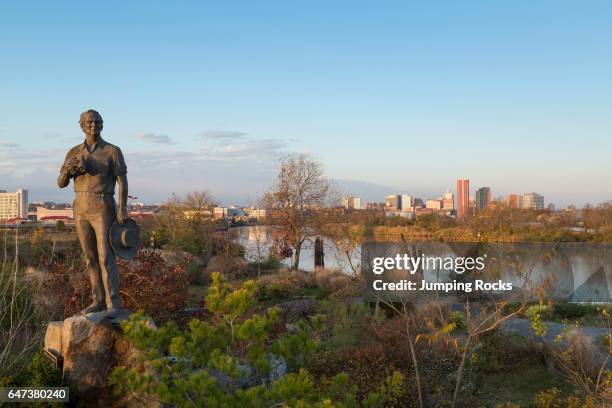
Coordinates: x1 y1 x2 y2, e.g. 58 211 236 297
0 176 604 209
1 2 611 207
0 182 559 212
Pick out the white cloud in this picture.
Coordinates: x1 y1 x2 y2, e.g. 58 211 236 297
200 130 247 141
0 140 19 148
134 132 174 144
1 129 302 204
42 133 81 144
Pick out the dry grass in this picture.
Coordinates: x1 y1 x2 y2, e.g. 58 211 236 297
311 268 353 295
0 230 45 380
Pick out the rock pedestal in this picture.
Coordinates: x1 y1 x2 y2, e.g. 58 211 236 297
44 312 153 407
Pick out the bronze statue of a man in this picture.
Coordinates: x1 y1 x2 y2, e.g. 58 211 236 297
58 109 128 318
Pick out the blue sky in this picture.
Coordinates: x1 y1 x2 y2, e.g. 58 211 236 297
0 1 610 207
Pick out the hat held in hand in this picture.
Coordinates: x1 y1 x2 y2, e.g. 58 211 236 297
109 218 140 260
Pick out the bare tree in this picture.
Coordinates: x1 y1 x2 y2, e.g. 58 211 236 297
155 193 184 243
321 223 364 277
153 191 219 254
248 226 271 279
183 190 217 211
262 154 335 270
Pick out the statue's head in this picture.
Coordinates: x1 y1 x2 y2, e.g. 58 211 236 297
79 109 103 137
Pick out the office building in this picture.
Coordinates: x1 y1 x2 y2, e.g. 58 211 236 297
385 195 401 211
399 194 413 211
442 190 454 210
342 196 361 210
213 207 228 219
36 206 73 221
522 192 544 210
426 199 443 210
456 179 469 218
245 208 267 219
507 194 519 209
475 187 491 210
0 188 28 221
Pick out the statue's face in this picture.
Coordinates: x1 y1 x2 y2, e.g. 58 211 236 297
80 112 103 137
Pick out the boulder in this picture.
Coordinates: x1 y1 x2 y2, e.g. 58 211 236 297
278 298 317 322
208 354 287 391
44 311 157 407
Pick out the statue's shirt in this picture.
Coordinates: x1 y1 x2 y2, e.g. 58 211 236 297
62 138 127 194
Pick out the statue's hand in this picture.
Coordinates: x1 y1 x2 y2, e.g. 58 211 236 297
64 157 80 176
118 206 128 225
65 156 88 178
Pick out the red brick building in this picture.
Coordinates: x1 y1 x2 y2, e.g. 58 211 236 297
457 179 469 218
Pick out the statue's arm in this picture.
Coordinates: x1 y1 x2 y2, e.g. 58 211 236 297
57 152 72 188
113 147 129 223
117 174 128 224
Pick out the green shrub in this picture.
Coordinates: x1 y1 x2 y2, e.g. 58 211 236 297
24 350 62 388
502 301 523 315
318 300 372 350
526 304 551 319
552 303 593 320
260 255 282 270
533 387 599 408
257 274 309 300
112 273 404 407
472 331 503 373
448 311 466 330
305 345 407 405
526 304 550 337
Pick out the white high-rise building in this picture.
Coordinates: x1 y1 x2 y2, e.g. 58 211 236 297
400 194 414 211
342 196 361 209
426 199 443 210
0 188 28 221
521 192 544 210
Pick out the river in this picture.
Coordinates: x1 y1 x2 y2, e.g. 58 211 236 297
231 226 612 302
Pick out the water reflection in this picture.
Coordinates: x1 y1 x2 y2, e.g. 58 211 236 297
231 226 611 302
230 226 360 275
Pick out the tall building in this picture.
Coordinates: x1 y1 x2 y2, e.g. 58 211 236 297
442 190 454 210
507 194 519 209
0 188 28 221
341 196 361 210
475 187 491 210
426 199 443 210
385 195 401 211
522 192 544 210
456 179 469 218
400 194 413 211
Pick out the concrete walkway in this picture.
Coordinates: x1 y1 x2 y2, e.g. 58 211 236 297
501 318 611 369
501 317 609 343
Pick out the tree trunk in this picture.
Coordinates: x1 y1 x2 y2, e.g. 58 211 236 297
292 245 301 270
